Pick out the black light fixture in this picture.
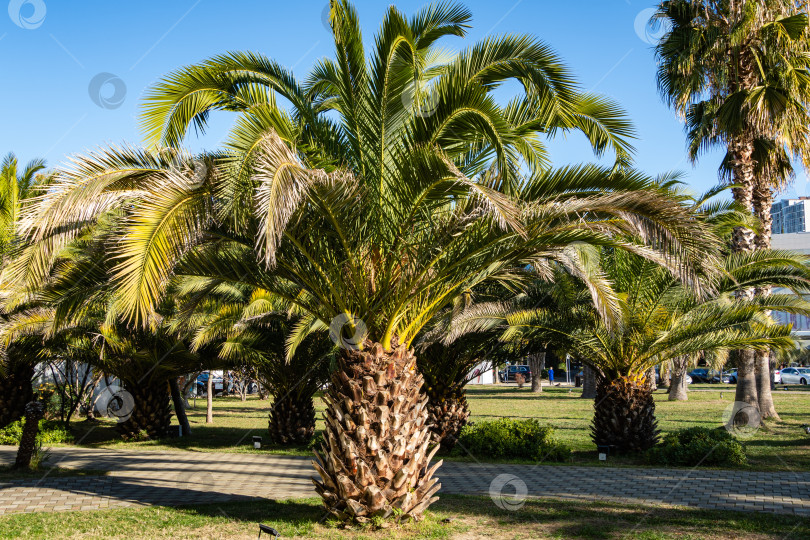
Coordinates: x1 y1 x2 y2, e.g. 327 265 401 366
258 524 280 538
597 444 610 461
253 435 262 449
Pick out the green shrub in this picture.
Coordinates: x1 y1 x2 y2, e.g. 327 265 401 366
457 418 570 461
0 418 73 445
646 427 747 467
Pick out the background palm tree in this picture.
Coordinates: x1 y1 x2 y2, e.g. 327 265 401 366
0 153 45 429
458 247 810 452
654 0 810 412
176 280 333 445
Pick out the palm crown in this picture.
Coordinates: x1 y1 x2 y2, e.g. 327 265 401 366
6 1 716 353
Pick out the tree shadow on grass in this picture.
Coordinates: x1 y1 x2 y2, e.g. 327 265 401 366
431 495 810 540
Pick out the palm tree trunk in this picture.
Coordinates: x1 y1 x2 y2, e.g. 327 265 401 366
0 360 34 429
591 374 660 453
269 391 316 445
752 187 780 420
581 364 597 399
423 383 469 452
313 339 440 525
529 352 545 393
117 379 172 440
729 136 760 411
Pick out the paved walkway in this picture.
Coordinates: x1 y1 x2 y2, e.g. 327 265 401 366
1 446 809 516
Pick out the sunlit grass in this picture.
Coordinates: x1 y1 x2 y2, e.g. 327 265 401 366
55 385 810 471
1 495 808 540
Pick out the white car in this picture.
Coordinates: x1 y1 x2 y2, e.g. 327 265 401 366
779 367 810 385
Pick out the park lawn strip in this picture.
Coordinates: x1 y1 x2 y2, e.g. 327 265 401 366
53 386 810 471
0 495 807 539
0 465 108 481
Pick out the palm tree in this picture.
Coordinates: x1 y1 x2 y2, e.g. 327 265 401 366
5 212 200 439
459 247 810 452
0 153 45 429
414 297 496 450
14 2 717 524
176 279 333 445
654 0 810 411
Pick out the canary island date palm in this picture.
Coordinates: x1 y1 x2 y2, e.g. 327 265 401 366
175 278 333 445
654 0 810 411
458 246 810 452
0 153 46 428
6 214 198 440
14 2 718 524
413 295 497 451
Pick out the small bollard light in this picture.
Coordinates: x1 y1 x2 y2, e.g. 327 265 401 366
258 523 280 538
253 436 262 449
597 444 610 461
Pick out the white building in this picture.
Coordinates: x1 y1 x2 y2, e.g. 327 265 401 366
772 198 810 234
466 361 494 384
771 233 810 344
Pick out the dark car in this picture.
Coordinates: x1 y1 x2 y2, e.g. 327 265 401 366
688 368 721 384
499 365 532 383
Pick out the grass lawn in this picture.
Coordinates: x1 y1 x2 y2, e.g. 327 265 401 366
0 495 808 539
0 465 108 481
54 385 810 471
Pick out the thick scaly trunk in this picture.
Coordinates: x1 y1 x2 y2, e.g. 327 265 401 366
14 402 44 469
423 383 469 452
591 374 660 453
753 188 780 420
0 360 34 429
668 356 689 401
313 339 440 525
529 352 545 393
269 392 316 445
581 364 597 399
117 380 172 440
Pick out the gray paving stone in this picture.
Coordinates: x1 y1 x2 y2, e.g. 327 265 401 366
1 445 809 516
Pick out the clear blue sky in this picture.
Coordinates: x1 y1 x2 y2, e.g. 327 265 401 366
2 0 806 197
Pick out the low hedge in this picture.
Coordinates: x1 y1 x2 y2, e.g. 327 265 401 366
457 418 570 461
646 427 747 467
0 418 73 446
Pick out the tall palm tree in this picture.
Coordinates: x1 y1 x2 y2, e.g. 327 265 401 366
654 0 810 411
726 139 797 417
14 2 716 524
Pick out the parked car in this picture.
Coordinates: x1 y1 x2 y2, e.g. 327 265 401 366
779 367 810 385
687 368 721 384
195 372 231 395
722 368 737 384
499 365 532 383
